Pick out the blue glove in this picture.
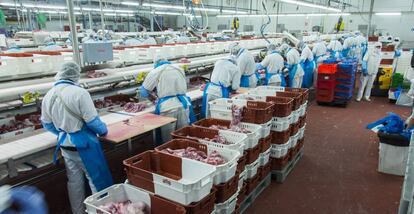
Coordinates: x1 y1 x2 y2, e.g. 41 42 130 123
41 121 59 136
86 116 108 136
3 186 47 214
395 50 401 57
139 86 150 98
255 63 264 70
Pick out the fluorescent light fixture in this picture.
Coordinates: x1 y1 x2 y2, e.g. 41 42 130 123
284 13 305 16
375 12 401 16
280 0 341 12
142 2 246 14
143 3 185 10
0 3 17 7
327 13 350 16
38 10 67 14
121 2 140 6
104 13 117 16
153 11 183 16
217 12 350 18
22 4 66 10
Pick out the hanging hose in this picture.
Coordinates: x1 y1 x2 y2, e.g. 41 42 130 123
183 0 209 32
260 0 271 44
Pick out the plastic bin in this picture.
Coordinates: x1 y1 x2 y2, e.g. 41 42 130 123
179 188 216 214
259 148 271 167
84 184 186 214
316 88 335 103
270 140 290 158
215 171 239 203
259 162 271 181
259 135 272 153
245 158 260 179
245 143 261 164
192 118 261 150
275 92 302 110
285 88 309 104
271 129 290 145
299 124 306 139
259 120 272 138
245 173 260 195
171 126 247 153
271 119 290 132
155 139 240 185
318 63 337 74
123 151 216 205
237 152 247 173
265 96 293 117
290 122 300 136
236 182 247 204
270 155 290 171
214 191 238 214
317 73 336 89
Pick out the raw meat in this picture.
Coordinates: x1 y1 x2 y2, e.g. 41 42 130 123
98 200 149 214
230 105 243 127
161 147 226 165
94 99 127 109
123 102 147 113
87 70 107 78
211 135 230 145
209 124 250 134
0 120 29 134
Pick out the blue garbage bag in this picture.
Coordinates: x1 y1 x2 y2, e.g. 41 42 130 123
366 112 414 140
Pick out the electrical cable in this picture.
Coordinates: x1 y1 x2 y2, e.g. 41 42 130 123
183 0 209 32
260 0 271 44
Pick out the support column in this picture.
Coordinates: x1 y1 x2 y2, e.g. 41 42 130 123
66 0 82 66
99 0 105 30
367 0 374 36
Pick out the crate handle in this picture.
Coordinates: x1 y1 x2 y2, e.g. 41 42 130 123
96 192 109 201
132 157 143 164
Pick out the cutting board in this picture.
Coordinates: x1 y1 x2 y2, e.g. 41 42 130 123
101 113 176 144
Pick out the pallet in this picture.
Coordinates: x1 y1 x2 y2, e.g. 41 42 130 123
317 99 349 107
271 147 304 183
239 173 272 214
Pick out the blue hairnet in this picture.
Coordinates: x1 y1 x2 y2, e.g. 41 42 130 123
55 62 81 82
153 53 168 64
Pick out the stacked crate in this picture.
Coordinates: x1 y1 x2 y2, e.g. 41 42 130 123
334 59 357 102
316 63 337 103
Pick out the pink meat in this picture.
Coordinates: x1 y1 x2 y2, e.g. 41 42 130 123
123 102 147 113
87 70 107 78
160 147 226 165
230 105 243 127
98 201 149 214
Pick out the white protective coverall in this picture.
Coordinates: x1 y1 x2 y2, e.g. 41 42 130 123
286 47 305 88
202 58 240 117
41 37 63 51
312 40 327 63
229 43 257 88
41 62 111 214
327 38 343 58
142 62 191 142
261 49 285 86
357 43 382 101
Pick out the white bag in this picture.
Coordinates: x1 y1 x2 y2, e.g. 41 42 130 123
378 142 409 176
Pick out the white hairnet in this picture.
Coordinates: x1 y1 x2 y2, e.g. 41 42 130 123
228 55 237 65
55 62 81 82
279 43 290 52
229 42 242 56
297 41 305 50
153 53 168 64
394 37 400 42
267 43 276 51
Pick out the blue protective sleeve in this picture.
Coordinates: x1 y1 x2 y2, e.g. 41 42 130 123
395 50 401 57
41 122 59 136
86 116 108 136
3 186 48 214
255 63 264 70
139 86 150 98
362 61 368 74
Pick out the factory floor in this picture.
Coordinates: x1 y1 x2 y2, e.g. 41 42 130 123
246 96 410 214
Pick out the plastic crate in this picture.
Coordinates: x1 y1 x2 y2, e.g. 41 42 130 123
290 132 300 149
270 155 290 171
259 135 272 153
334 91 353 99
335 84 353 91
275 91 302 110
237 152 247 173
236 182 247 204
258 148 271 167
215 171 239 203
245 173 261 195
181 188 216 214
286 88 309 104
84 184 186 214
335 72 354 80
291 109 301 124
171 126 247 154
208 98 274 124
245 143 261 165
317 73 336 89
258 120 272 138
271 129 290 145
265 96 293 117
316 88 334 103
270 139 290 158
238 169 247 190
123 151 216 205
318 63 337 74
299 101 307 117
299 115 307 128
245 158 260 179
259 162 271 180
214 191 238 214
192 118 261 150
155 139 240 185
290 122 300 136
271 118 290 132
336 77 355 85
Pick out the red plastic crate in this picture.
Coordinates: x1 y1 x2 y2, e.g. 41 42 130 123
317 73 336 89
316 88 334 103
318 63 337 74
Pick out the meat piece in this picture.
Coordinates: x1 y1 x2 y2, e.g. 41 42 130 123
98 201 149 214
160 147 226 165
123 102 148 113
86 70 107 78
211 135 230 145
230 105 243 127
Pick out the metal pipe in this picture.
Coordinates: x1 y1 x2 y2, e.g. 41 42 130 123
66 0 82 66
99 0 105 30
88 12 93 29
367 0 374 36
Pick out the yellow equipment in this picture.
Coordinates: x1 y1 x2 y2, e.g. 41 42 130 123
378 67 393 90
135 71 149 84
22 91 40 104
232 17 239 30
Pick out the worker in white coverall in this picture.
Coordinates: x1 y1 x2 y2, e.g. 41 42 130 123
201 56 241 118
298 41 315 88
327 36 343 58
312 38 328 87
143 36 157 45
176 32 191 43
139 54 195 143
356 42 383 102
257 43 286 86
342 36 355 58
280 43 304 88
41 37 63 51
41 62 113 214
355 32 368 63
229 42 257 88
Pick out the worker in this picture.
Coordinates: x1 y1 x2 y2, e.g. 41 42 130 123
139 54 195 142
143 35 157 45
393 37 402 57
298 41 315 88
355 32 367 63
257 43 285 86
280 43 304 88
176 32 191 43
229 42 257 88
82 34 95 43
41 62 113 214
312 37 327 63
4 42 23 53
356 42 383 102
41 37 63 51
327 35 343 58
342 36 354 58
201 56 241 118
0 185 47 214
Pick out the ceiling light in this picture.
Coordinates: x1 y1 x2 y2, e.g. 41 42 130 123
143 3 185 10
280 0 341 12
121 2 140 6
375 12 401 16
22 4 66 10
0 3 17 7
153 11 183 16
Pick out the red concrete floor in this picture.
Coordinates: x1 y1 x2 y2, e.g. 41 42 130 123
246 96 411 214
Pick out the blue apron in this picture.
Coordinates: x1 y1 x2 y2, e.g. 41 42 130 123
288 64 298 88
240 73 256 87
301 59 315 88
154 94 196 124
265 72 286 86
52 81 113 191
361 43 368 59
341 48 350 58
201 82 230 118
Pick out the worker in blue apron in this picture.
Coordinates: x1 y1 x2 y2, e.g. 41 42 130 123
229 42 257 88
41 62 112 214
327 35 343 59
140 54 196 143
280 43 304 88
256 43 286 86
201 56 241 118
298 41 315 88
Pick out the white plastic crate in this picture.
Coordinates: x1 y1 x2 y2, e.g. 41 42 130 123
290 133 300 149
252 86 286 92
237 122 261 149
292 109 300 124
259 148 271 167
232 93 266 102
206 146 240 185
238 169 247 190
214 191 238 214
300 101 308 116
85 184 153 214
271 120 290 132
245 158 260 179
299 124 306 139
0 57 19 77
270 140 290 158
208 98 248 121
198 129 248 154
272 114 292 123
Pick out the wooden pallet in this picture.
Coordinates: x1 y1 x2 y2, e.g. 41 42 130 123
239 173 272 214
271 147 304 183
